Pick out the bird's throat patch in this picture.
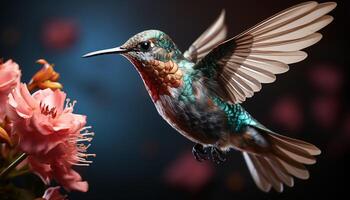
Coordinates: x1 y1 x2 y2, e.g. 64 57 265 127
141 60 183 102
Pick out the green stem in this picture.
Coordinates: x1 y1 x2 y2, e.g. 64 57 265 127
0 153 28 179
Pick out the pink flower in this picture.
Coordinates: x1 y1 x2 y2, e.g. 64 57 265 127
270 96 303 132
7 84 85 155
0 59 21 123
42 187 67 200
42 19 78 50
308 64 343 94
311 96 340 129
163 151 214 192
6 84 94 192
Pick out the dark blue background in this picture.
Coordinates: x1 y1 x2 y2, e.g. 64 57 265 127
1 0 348 199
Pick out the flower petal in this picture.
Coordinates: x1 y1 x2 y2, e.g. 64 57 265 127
20 84 38 108
10 86 33 119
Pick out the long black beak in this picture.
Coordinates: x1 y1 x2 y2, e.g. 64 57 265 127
82 46 128 58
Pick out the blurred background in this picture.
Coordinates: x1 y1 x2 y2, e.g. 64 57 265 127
0 0 348 199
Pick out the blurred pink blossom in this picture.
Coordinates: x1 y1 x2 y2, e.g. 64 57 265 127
6 84 94 192
42 19 78 50
311 96 340 129
308 64 343 94
163 151 214 192
0 59 21 123
270 96 303 132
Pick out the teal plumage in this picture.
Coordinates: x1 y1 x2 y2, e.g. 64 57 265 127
176 62 257 134
83 1 336 192
211 97 257 132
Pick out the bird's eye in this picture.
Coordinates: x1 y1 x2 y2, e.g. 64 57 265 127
138 41 152 51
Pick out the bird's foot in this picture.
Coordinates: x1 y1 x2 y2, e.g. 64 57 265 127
210 147 226 164
192 143 210 162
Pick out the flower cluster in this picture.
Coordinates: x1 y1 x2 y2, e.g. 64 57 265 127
0 59 94 198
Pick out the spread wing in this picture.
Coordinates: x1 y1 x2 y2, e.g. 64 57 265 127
194 1 336 104
184 10 227 63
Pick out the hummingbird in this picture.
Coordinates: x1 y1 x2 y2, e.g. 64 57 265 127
83 1 336 192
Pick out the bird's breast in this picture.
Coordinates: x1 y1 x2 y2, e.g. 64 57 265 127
154 83 229 145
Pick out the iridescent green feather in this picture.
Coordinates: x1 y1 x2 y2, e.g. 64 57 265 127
211 97 258 132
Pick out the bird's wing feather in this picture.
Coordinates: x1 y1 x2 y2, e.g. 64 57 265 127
193 1 336 104
184 10 227 63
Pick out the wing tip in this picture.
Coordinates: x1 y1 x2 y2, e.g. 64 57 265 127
300 51 308 62
312 147 322 156
220 9 226 16
321 2 337 11
324 15 335 24
218 9 226 22
307 33 323 47
314 32 323 41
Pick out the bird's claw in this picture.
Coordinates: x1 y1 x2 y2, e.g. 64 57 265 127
192 143 210 162
210 147 226 164
192 144 226 164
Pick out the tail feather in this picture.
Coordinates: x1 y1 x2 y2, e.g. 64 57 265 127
243 152 272 192
242 127 320 192
256 156 283 192
275 154 310 180
271 137 316 164
267 155 294 187
268 132 321 155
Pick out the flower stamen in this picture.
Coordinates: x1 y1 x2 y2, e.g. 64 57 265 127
39 101 58 118
67 126 95 167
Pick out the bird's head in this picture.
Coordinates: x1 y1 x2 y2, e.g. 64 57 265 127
83 30 184 101
83 30 182 63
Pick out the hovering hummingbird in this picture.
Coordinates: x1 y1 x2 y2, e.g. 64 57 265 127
83 1 336 192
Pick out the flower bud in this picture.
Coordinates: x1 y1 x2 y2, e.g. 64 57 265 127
0 126 11 146
28 59 63 92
